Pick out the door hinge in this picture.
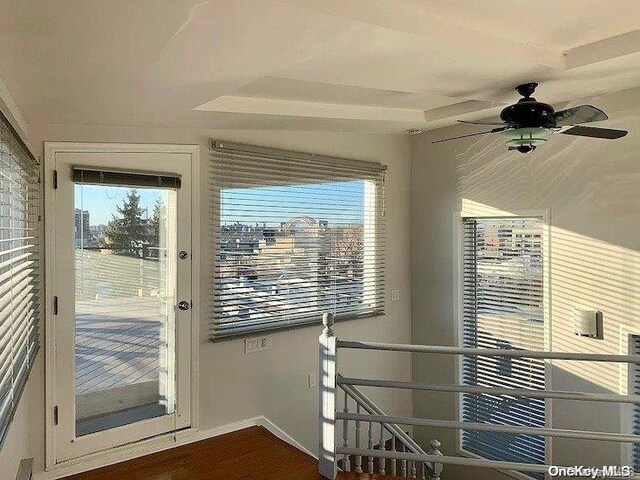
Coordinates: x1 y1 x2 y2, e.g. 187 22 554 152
53 406 59 426
53 296 59 315
53 169 58 189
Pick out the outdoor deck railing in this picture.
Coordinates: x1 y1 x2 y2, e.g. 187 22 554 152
318 313 640 479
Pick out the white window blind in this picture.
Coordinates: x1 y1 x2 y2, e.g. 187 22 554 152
461 217 545 476
210 141 386 340
632 335 640 472
0 111 40 449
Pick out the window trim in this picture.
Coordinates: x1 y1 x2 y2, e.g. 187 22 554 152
210 140 386 341
453 207 552 480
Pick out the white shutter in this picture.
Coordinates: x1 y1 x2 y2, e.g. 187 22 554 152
632 336 640 471
461 217 545 474
210 141 386 340
0 111 40 449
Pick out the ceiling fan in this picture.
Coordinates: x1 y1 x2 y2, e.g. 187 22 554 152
433 82 628 153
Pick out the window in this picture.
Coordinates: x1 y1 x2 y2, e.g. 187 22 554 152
460 217 545 476
0 111 40 448
631 335 640 472
211 141 385 340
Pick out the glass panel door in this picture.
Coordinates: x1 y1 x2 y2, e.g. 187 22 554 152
50 149 193 464
74 185 177 436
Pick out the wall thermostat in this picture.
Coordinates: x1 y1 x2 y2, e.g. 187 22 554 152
574 309 603 339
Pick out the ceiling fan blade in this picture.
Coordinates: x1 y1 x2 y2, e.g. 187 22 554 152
554 105 608 127
432 127 508 144
457 120 507 126
560 125 628 140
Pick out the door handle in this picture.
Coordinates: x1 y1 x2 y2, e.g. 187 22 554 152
178 301 190 311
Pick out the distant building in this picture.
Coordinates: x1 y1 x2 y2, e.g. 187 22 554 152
75 209 90 241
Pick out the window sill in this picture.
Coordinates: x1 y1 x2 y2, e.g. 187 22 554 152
211 309 385 342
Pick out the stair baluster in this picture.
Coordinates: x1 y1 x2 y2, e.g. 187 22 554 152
378 423 386 475
411 460 417 478
390 436 397 476
342 391 350 471
354 404 362 473
401 443 407 477
367 422 374 474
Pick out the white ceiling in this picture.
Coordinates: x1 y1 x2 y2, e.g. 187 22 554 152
1 0 640 133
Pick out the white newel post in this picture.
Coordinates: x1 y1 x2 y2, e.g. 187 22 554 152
428 439 444 479
319 312 338 479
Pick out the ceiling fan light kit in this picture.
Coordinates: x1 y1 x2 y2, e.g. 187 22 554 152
503 127 552 153
432 82 628 152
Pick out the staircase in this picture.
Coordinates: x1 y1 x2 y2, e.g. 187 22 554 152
319 314 443 479
318 312 640 479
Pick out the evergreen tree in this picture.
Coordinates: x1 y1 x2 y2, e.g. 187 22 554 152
103 189 148 257
149 198 166 250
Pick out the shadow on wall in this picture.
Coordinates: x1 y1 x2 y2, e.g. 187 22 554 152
411 90 640 479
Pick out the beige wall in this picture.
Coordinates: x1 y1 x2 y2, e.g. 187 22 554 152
0 386 32 480
3 125 411 477
411 87 640 479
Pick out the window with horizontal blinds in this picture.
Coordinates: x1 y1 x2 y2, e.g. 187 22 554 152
210 141 386 340
461 217 545 477
0 112 40 449
632 336 640 472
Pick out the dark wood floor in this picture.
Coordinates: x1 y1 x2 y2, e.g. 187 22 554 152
62 426 396 480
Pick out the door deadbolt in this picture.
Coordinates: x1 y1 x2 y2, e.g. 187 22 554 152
178 301 190 311
179 250 189 260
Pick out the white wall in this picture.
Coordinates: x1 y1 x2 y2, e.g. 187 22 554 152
411 87 640 479
11 125 411 476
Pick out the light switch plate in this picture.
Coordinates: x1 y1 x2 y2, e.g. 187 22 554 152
391 289 400 302
245 336 272 354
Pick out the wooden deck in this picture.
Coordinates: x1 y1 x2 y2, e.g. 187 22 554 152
62 426 396 480
75 297 164 395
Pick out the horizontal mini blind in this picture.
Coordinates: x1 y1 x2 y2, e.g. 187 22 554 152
632 336 640 471
0 112 40 449
461 217 545 476
210 141 386 340
72 167 181 189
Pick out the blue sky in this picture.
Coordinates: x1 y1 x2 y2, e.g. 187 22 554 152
75 180 366 227
75 185 165 225
221 180 365 226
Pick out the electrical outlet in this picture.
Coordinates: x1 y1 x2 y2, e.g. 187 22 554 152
308 373 317 388
245 336 272 354
391 289 400 302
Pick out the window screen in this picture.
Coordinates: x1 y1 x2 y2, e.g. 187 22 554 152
210 141 386 340
0 111 40 449
461 217 545 475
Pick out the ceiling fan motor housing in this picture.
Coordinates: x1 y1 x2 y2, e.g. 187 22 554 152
500 99 556 128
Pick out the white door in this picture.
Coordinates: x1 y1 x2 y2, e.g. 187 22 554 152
49 148 194 463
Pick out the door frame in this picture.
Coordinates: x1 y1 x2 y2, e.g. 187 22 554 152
44 142 201 471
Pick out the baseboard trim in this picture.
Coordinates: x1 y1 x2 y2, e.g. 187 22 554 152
36 416 312 479
258 416 316 459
